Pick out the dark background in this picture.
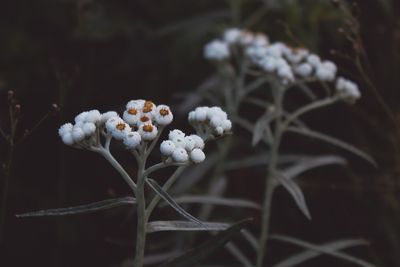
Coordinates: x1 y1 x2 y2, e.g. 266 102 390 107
0 0 399 266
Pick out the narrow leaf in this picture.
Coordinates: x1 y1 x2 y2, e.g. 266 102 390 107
225 242 253 267
274 172 311 220
164 195 261 210
252 112 276 146
146 178 203 225
270 235 376 267
146 221 229 233
160 219 251 267
286 126 377 167
283 155 347 180
272 239 369 267
16 197 136 218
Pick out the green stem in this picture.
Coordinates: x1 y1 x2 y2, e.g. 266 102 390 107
133 157 146 267
256 86 284 267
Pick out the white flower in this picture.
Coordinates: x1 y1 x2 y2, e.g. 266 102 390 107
220 119 232 131
123 131 141 149
100 111 118 125
190 134 205 150
277 65 294 81
72 126 85 142
194 107 209 122
223 28 242 44
207 106 227 120
204 39 230 61
106 117 131 140
105 117 121 133
123 109 141 126
160 140 176 156
265 43 285 58
141 100 156 117
316 62 336 82
58 123 73 137
209 116 222 128
171 136 186 148
286 48 309 64
61 132 74 145
260 57 277 72
307 54 321 67
188 111 196 123
295 63 313 77
74 111 88 123
215 126 224 136
86 110 101 123
190 148 206 163
171 147 189 163
138 123 158 141
126 99 145 110
246 45 268 61
82 122 96 136
155 105 173 126
336 77 361 103
169 129 185 140
184 136 196 151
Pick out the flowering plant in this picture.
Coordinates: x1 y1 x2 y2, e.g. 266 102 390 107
179 28 376 267
19 99 246 267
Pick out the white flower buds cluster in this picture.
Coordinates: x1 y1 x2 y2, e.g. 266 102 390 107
335 77 361 103
58 100 174 150
188 106 232 138
58 109 103 146
204 28 361 102
160 130 206 164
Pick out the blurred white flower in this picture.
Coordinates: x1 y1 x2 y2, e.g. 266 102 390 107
336 77 361 103
204 39 230 61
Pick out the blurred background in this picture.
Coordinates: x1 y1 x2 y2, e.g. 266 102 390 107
0 0 399 266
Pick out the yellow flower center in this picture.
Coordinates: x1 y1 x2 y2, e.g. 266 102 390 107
116 123 126 131
143 101 154 113
140 116 150 122
159 108 169 116
143 124 153 132
128 108 138 115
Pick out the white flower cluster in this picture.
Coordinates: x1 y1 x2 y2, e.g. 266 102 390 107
204 28 361 102
335 77 361 103
58 109 107 146
188 106 232 138
160 130 206 164
58 100 174 149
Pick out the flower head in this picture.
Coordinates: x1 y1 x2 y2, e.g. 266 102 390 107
335 77 361 103
204 39 230 61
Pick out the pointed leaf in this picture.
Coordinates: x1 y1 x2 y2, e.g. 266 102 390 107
16 197 136 218
272 238 369 267
270 235 376 267
286 126 377 167
146 221 229 233
164 195 261 210
160 219 251 267
283 155 347 180
252 112 276 146
146 178 203 225
274 172 311 220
